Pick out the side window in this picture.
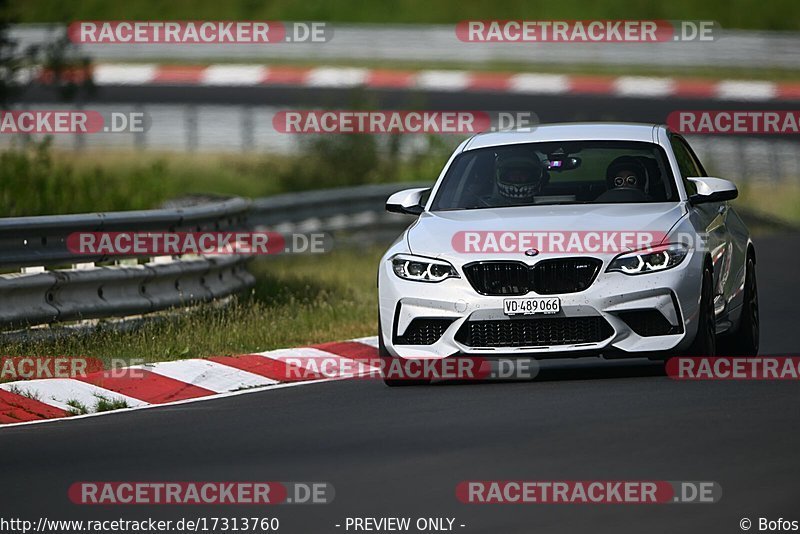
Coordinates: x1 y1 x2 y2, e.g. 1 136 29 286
670 136 703 196
681 138 708 177
419 188 431 207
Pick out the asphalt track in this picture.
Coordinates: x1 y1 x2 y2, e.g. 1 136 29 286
0 233 798 533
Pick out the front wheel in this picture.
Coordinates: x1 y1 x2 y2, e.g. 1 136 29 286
685 266 716 357
718 255 759 357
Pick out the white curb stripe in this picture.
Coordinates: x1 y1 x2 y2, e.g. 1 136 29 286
0 379 148 412
140 359 278 393
509 73 570 94
306 67 368 87
415 70 470 91
716 80 777 101
614 76 676 97
351 336 380 348
201 65 268 86
93 64 158 85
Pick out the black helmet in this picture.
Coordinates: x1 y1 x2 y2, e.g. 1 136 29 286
495 153 545 201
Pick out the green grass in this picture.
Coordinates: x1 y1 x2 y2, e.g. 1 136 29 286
0 247 383 365
94 395 129 412
65 399 89 415
735 182 800 224
10 0 800 31
1 137 450 216
0 144 299 216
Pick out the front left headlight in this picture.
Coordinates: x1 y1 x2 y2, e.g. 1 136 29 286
607 243 689 275
391 254 459 282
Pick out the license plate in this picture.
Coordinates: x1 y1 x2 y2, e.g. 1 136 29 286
503 297 561 316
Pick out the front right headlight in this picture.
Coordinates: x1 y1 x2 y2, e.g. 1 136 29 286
391 254 459 282
606 243 689 275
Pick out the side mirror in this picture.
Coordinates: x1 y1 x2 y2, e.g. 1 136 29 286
386 188 430 215
687 177 738 205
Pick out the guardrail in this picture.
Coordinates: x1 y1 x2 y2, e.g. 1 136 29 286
2 182 796 331
0 186 415 331
250 183 416 230
0 198 254 329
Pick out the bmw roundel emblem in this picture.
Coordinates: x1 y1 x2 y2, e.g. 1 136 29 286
525 248 540 257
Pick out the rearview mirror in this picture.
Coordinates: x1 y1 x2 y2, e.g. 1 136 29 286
687 177 738 205
386 188 430 215
546 156 581 172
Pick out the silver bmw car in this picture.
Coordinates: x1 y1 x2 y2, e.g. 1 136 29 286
377 123 759 385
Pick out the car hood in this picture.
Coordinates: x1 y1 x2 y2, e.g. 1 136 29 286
407 202 687 262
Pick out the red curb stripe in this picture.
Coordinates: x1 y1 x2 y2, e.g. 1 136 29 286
0 389 69 424
777 82 800 100
262 66 311 85
467 72 513 91
78 368 215 404
153 65 206 84
673 79 718 99
569 75 617 95
313 341 379 366
366 69 416 88
208 354 327 382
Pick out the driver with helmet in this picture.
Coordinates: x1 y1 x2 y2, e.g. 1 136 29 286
492 151 547 205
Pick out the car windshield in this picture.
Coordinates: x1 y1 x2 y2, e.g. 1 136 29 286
429 140 678 211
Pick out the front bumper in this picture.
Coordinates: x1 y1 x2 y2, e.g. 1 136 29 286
378 251 703 360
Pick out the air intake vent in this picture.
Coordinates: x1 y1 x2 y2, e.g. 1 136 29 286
455 316 613 348
394 318 456 345
617 310 683 337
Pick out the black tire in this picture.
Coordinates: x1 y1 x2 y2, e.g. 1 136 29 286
718 255 759 357
685 266 717 357
378 322 431 387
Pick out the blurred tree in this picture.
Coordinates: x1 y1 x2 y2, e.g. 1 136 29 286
0 0 91 107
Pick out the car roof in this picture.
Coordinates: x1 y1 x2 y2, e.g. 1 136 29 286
463 122 664 151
